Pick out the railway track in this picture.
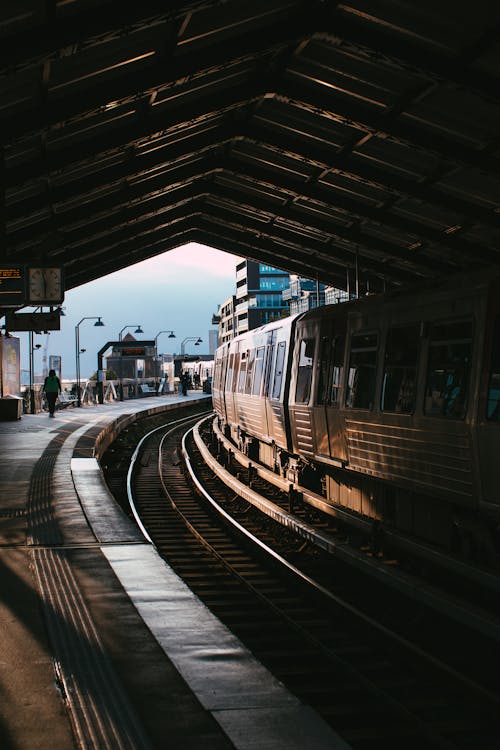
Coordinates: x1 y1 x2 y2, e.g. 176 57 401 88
103 410 500 750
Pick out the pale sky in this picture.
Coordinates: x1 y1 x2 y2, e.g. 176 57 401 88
20 243 243 380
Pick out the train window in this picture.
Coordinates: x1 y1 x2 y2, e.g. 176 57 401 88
317 336 344 406
424 319 473 419
487 315 500 421
252 347 265 395
237 351 247 393
346 332 378 410
244 349 256 394
381 326 419 413
296 338 315 403
272 341 287 399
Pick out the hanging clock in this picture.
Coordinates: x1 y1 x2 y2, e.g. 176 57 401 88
27 267 64 304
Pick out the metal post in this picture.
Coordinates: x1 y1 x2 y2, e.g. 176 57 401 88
119 349 123 401
29 330 35 414
75 323 81 406
355 247 359 299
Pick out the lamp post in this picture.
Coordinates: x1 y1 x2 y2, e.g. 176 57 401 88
75 317 105 407
117 325 143 400
154 330 176 379
118 324 143 340
180 337 202 355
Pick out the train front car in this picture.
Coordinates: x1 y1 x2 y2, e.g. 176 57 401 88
287 271 500 568
213 315 299 470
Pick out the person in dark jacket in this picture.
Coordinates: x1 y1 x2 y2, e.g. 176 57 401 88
43 369 62 417
180 371 189 396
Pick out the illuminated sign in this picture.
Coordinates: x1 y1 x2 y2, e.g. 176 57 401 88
0 267 25 307
121 347 146 356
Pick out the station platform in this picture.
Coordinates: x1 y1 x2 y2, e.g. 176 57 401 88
0 395 348 750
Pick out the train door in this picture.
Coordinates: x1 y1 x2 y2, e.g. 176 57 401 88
320 333 347 464
289 318 318 457
478 311 500 506
212 347 225 417
225 340 239 425
262 329 277 440
218 345 229 419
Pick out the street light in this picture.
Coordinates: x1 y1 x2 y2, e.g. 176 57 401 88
154 330 176 380
118 324 143 340
75 317 105 407
180 336 203 355
116 324 143 400
154 330 176 345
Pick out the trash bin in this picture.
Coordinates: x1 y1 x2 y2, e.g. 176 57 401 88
0 396 23 420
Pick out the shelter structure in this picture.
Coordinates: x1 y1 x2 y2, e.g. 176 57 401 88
0 1 499 301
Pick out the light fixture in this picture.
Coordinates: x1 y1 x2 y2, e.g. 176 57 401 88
119 324 143 340
180 336 203 355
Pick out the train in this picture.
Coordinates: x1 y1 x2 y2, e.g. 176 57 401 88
179 359 214 390
212 269 500 570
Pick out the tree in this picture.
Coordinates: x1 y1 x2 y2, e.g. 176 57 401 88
89 368 117 381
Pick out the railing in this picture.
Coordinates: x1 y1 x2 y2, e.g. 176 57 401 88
20 377 180 413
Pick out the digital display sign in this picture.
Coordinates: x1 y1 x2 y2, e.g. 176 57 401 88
0 267 25 307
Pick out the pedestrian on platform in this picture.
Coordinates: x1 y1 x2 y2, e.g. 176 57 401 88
42 369 62 417
180 371 189 396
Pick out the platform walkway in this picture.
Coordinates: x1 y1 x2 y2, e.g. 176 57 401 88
0 394 348 750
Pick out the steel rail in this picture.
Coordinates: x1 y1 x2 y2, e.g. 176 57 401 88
126 409 212 543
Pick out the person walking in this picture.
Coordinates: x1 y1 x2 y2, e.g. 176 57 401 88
42 369 62 417
180 371 189 396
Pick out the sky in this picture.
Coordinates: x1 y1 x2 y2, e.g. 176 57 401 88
18 243 242 380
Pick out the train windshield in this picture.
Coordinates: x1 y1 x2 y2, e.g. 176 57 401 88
487 315 500 421
271 341 287 399
295 339 315 403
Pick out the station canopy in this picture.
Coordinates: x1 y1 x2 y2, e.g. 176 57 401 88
1 0 500 295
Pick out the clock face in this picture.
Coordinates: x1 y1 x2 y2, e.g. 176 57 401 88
28 267 63 303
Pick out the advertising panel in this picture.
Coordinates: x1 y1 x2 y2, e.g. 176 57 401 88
0 336 21 396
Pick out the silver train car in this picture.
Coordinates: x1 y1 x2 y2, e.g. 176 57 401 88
213 270 500 567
